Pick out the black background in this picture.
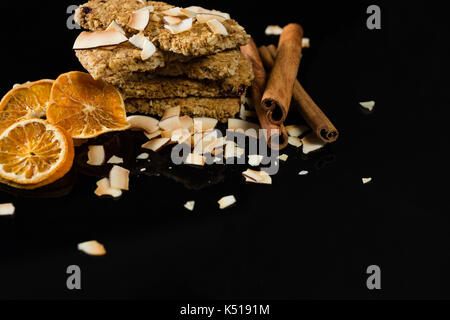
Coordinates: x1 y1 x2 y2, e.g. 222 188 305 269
0 0 448 301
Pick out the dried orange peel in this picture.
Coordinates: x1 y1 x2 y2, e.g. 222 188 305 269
0 119 74 188
0 80 54 133
46 71 130 139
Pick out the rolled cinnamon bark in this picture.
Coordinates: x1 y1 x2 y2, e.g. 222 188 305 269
240 40 289 150
264 45 339 143
262 24 304 125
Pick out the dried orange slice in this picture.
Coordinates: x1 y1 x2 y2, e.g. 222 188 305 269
46 71 130 139
0 119 74 186
0 80 54 133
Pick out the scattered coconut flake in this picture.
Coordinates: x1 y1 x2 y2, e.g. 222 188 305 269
0 203 15 216
242 169 272 185
137 153 149 160
109 165 130 191
302 38 310 48
127 115 159 133
193 117 218 133
360 101 375 111
248 155 264 167
162 7 196 18
140 168 147 172
150 13 161 22
78 240 106 257
286 124 309 137
302 133 327 154
278 154 288 162
141 37 156 60
107 156 124 164
184 201 195 211
299 170 309 176
142 137 170 152
171 128 191 144
161 106 181 121
94 178 122 198
145 130 162 140
288 136 303 148
128 8 150 30
218 195 236 210
185 153 206 166
164 18 193 34
224 142 244 158
239 104 247 120
213 157 223 164
73 30 128 49
106 21 125 34
362 177 373 184
159 116 183 132
163 16 182 25
187 6 230 22
206 19 228 36
179 115 194 132
129 32 147 49
87 145 105 166
265 25 283 36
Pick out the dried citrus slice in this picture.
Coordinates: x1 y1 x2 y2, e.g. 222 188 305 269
0 80 54 133
46 71 130 139
0 119 74 185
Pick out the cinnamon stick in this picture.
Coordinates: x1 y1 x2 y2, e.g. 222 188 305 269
264 45 339 143
240 39 288 150
262 24 304 125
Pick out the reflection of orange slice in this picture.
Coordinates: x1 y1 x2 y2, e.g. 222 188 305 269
0 119 74 186
46 71 130 139
0 80 54 133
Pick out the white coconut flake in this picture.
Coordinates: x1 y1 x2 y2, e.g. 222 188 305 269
242 169 272 185
184 201 195 211
288 136 303 148
286 125 309 137
106 21 125 34
109 165 130 191
185 153 206 166
163 16 182 25
362 177 373 184
302 133 327 154
193 117 218 133
142 138 170 152
128 32 147 49
127 115 159 133
248 155 264 167
107 156 124 164
128 8 150 30
87 145 105 166
278 154 288 161
137 153 149 160
239 104 247 120
265 25 283 36
141 37 156 60
360 101 375 111
145 130 162 140
206 19 228 35
94 178 122 198
164 18 193 34
73 30 128 49
0 203 15 216
302 38 310 48
162 7 196 18
218 195 236 209
78 240 107 256
299 170 309 176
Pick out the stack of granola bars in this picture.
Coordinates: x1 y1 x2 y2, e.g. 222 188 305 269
73 0 254 122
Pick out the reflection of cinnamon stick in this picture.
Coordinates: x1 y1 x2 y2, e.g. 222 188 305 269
262 24 304 125
240 40 288 150
264 45 339 143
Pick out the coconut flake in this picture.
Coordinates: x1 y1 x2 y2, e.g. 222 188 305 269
179 116 194 132
145 130 162 140
248 155 264 167
193 117 218 133
265 25 283 36
106 21 125 35
288 136 303 148
73 30 128 49
128 8 150 30
164 18 193 34
239 104 247 120
286 125 309 137
362 177 373 184
206 19 228 35
78 240 106 256
162 7 196 18
107 156 124 164
109 165 130 191
141 37 156 60
187 6 230 22
299 170 309 176
127 115 159 133
128 32 147 49
185 153 206 166
0 203 15 216
242 169 272 185
171 128 191 144
184 201 195 211
94 178 122 198
142 137 170 152
137 153 149 160
161 106 181 121
302 133 327 154
360 101 375 111
278 154 288 162
218 195 236 209
163 16 182 25
159 116 183 131
302 38 310 48
87 145 105 166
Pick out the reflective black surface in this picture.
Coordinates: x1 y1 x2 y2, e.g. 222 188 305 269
0 0 448 300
